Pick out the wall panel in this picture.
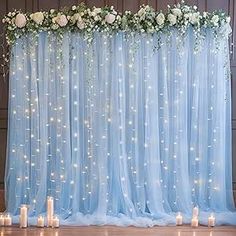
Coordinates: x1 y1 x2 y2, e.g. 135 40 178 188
38 0 60 10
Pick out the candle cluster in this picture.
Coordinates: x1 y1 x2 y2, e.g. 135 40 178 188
36 196 59 228
46 196 59 228
176 207 216 227
0 196 59 228
0 214 12 226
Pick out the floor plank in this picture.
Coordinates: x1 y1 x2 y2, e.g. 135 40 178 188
0 226 235 236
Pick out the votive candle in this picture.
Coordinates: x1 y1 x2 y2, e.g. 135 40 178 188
4 214 12 226
191 217 199 227
176 212 183 226
208 213 215 227
52 216 59 228
37 215 45 228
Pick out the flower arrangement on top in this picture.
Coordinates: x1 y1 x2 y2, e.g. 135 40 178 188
2 1 231 45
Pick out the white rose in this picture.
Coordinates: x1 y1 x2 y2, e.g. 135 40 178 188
184 13 191 19
183 5 190 11
15 13 27 28
168 14 177 26
71 13 81 24
54 14 68 27
94 15 101 21
77 20 85 30
30 12 44 24
50 9 55 14
155 13 165 25
203 12 207 18
171 8 182 17
91 11 97 17
72 5 76 11
226 16 230 23
105 13 116 24
93 8 101 14
138 8 145 17
189 12 200 25
117 15 121 21
211 15 219 25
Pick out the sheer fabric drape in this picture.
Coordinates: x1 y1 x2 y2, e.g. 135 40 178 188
5 27 236 226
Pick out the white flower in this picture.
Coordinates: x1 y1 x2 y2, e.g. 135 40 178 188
91 11 97 17
193 5 197 10
93 7 101 14
30 12 44 24
171 8 182 17
211 15 219 26
15 13 27 28
77 20 85 30
203 12 207 18
105 13 116 24
72 5 76 11
156 13 165 25
183 5 190 11
94 15 101 21
168 14 177 26
51 24 59 30
226 16 231 23
54 14 68 27
71 13 81 24
50 9 55 14
189 12 200 25
184 13 190 19
138 8 145 17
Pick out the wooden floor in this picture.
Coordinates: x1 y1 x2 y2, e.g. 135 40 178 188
0 226 235 236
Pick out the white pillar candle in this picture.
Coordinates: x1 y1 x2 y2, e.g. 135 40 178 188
0 214 4 226
192 206 199 218
208 213 215 227
20 204 28 228
52 216 59 228
47 196 54 227
191 217 199 227
176 212 183 226
37 215 45 228
4 214 12 226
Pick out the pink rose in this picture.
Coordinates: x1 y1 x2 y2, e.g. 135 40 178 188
55 14 68 27
15 13 27 28
105 13 116 24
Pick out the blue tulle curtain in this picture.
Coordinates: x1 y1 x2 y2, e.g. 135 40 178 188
5 26 236 226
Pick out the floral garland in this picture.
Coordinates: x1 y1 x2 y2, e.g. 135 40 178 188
2 1 231 45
